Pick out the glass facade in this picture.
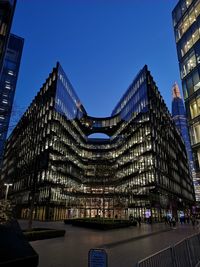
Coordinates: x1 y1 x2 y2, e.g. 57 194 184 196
1 63 195 221
0 34 24 166
173 0 200 202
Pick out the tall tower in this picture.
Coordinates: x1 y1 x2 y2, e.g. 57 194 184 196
172 82 194 171
0 34 24 165
172 0 200 203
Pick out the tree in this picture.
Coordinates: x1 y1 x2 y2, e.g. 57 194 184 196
0 200 14 224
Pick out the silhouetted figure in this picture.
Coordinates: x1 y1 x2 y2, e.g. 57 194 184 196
191 216 196 228
172 217 176 227
168 217 172 227
180 216 184 225
138 216 141 226
185 215 190 224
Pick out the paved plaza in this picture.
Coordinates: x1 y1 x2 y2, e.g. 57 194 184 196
19 220 200 267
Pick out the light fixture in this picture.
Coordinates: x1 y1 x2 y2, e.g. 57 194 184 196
4 183 13 201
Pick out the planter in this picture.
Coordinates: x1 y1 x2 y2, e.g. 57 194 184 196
23 228 65 241
64 218 137 230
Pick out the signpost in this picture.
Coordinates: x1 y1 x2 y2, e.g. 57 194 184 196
88 248 108 267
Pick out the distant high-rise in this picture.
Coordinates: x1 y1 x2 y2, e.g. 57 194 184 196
0 34 24 165
172 0 200 202
0 0 16 76
172 82 194 171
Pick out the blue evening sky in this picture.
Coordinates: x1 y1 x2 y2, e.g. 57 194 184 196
11 0 179 120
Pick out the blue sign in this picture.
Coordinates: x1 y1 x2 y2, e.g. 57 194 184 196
88 249 108 267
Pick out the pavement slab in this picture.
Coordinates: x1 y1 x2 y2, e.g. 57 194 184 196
18 220 200 267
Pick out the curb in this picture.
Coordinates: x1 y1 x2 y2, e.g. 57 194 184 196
101 227 173 249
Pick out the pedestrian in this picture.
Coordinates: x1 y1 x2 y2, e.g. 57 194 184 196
138 216 141 227
129 214 133 222
168 217 172 227
191 216 196 228
172 217 176 227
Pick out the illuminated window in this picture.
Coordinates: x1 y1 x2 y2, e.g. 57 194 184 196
181 52 197 78
190 97 200 118
188 9 196 25
194 0 200 18
197 148 200 168
186 0 192 8
192 122 200 144
5 84 11 89
187 54 196 70
8 70 14 76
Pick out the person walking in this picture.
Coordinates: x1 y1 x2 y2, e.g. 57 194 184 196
191 215 196 228
172 217 176 228
138 216 141 227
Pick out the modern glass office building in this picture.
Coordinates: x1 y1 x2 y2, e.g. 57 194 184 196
172 0 200 202
0 34 24 166
1 63 195 221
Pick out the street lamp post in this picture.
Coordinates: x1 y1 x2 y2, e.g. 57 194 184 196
4 183 12 201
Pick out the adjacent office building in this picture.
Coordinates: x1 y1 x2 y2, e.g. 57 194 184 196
0 34 24 165
172 0 200 202
0 0 16 77
0 0 23 167
1 63 195 221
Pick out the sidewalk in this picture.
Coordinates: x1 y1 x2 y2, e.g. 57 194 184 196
18 220 199 267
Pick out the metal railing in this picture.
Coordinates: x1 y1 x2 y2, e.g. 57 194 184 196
135 232 200 267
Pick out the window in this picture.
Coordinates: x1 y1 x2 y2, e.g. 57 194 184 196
188 9 196 26
175 1 200 42
191 122 200 144
183 81 188 99
195 148 200 169
193 70 200 91
181 51 197 78
184 68 200 97
194 0 200 18
190 97 200 118
192 27 199 44
186 0 192 8
187 75 194 95
179 23 200 59
8 70 14 76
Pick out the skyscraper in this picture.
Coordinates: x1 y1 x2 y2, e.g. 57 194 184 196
0 34 24 165
0 0 16 76
172 0 200 202
1 63 195 221
172 82 194 171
